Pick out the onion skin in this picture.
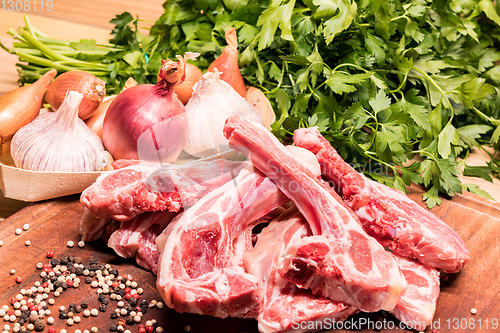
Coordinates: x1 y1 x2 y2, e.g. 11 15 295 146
0 69 56 144
102 56 189 162
85 77 138 138
44 70 106 120
172 63 202 104
208 28 246 97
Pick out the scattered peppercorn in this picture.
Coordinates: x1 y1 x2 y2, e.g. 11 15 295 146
85 277 92 284
110 312 118 319
99 304 107 312
80 302 88 309
46 251 54 259
33 319 44 332
109 324 118 332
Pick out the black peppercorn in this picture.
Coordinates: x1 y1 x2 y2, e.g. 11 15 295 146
89 264 97 271
60 257 69 265
50 259 59 267
76 267 84 276
59 312 67 320
110 312 118 319
69 256 75 262
90 258 98 265
83 265 90 271
80 301 88 309
75 306 82 313
98 294 105 302
109 324 118 332
17 319 25 326
61 282 68 290
126 316 134 325
110 269 119 276
99 304 107 312
128 297 137 306
98 264 105 271
74 257 82 264
85 277 92 284
102 298 109 305
121 278 127 284
89 271 95 277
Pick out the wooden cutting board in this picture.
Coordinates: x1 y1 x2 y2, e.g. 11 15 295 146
0 188 498 333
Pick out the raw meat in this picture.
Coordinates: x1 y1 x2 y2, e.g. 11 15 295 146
245 207 358 333
389 253 440 329
79 207 111 242
81 159 246 222
223 117 407 312
156 166 289 318
107 211 176 274
293 127 470 273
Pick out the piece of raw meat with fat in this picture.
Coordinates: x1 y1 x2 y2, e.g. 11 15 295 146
293 127 470 273
155 166 289 318
79 207 111 242
388 253 440 329
223 117 407 313
80 159 247 222
107 211 176 274
244 207 358 333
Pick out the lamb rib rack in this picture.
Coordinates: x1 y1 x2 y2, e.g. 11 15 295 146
223 117 407 313
155 166 289 318
293 127 470 273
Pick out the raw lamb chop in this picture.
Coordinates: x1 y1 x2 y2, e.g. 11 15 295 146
293 127 470 273
223 117 407 313
81 159 246 222
245 207 358 333
389 253 440 329
79 207 111 242
107 211 177 274
155 166 289 318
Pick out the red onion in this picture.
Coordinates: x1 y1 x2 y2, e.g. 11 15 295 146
102 54 192 162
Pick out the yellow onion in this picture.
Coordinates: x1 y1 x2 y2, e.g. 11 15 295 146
85 77 138 138
208 28 246 97
0 69 56 143
172 63 203 104
44 70 106 120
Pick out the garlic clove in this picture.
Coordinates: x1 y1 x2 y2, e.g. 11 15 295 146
183 71 263 158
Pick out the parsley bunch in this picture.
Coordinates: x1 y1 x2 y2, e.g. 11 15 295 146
4 0 500 207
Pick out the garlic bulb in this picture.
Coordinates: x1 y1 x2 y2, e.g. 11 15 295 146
11 91 105 172
183 71 264 157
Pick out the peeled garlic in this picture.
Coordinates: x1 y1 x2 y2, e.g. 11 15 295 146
183 71 264 158
11 91 105 172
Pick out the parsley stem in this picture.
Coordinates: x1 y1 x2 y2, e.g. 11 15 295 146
411 66 451 109
471 107 500 126
332 63 369 73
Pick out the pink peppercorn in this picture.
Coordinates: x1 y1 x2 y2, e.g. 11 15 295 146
125 293 132 300
11 298 17 305
124 287 131 294
133 294 140 299
66 279 73 287
138 326 146 333
42 282 49 288
48 327 56 333
146 326 154 333
46 251 54 259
